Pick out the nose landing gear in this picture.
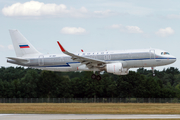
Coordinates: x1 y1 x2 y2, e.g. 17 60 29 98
151 67 155 76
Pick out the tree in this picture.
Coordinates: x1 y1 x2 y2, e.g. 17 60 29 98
175 83 180 98
20 70 39 98
0 66 180 98
116 71 146 98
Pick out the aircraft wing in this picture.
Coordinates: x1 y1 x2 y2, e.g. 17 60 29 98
57 41 107 68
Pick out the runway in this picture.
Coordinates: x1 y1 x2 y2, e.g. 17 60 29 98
1 114 180 120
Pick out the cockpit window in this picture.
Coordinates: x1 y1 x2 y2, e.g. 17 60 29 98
161 52 170 55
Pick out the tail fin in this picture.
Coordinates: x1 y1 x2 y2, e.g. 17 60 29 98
9 30 41 57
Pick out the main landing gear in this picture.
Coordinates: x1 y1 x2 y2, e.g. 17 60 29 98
91 74 101 80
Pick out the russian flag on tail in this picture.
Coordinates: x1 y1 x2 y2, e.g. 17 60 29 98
19 45 30 48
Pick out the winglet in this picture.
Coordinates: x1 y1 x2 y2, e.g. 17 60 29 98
57 41 66 52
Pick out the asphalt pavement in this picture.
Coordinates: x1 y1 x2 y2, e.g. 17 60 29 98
1 114 180 120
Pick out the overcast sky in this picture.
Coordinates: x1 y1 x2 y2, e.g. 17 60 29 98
0 0 179 71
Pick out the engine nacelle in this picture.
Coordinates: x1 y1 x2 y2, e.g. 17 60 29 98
106 63 129 75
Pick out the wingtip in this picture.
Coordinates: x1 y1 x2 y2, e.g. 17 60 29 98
57 41 66 52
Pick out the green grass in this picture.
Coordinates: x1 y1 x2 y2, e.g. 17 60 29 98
0 103 180 114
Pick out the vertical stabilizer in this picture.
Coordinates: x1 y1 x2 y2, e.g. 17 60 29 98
9 30 41 57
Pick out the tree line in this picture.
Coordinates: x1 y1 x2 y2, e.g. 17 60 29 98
0 66 180 98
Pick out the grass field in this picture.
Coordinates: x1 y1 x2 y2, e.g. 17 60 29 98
0 103 180 114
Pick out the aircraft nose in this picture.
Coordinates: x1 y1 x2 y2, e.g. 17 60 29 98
173 57 176 62
170 56 176 63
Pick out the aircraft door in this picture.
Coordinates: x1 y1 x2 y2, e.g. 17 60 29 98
38 55 44 66
149 49 156 66
149 49 155 59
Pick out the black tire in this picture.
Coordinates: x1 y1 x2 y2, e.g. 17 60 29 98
91 74 96 79
96 75 101 81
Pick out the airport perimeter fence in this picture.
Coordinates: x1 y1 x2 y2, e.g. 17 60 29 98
0 98 180 103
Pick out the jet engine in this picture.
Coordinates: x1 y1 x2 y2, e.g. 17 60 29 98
106 63 129 75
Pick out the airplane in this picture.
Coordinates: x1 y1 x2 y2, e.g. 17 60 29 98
7 30 176 80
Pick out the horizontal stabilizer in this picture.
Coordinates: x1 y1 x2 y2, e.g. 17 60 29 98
7 57 29 63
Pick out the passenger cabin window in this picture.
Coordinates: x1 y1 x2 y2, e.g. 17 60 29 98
161 52 170 55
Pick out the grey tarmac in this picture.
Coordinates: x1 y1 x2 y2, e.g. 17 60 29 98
1 114 180 120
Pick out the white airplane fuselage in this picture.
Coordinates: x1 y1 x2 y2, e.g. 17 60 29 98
7 30 176 76
7 49 176 74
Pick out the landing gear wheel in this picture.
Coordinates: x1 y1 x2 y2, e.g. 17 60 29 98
96 75 101 81
91 74 96 79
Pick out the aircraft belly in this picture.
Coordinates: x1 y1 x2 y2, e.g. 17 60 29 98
54 67 72 72
68 63 81 71
50 63 81 72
